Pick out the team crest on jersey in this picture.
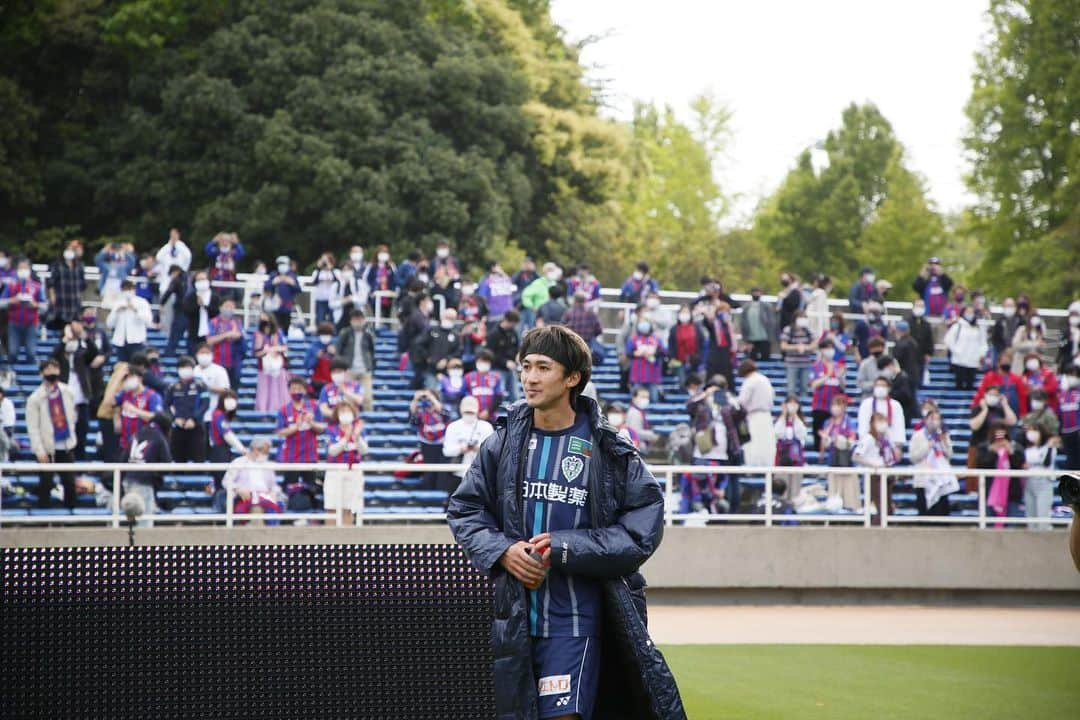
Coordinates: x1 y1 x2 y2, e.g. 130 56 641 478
561 455 584 482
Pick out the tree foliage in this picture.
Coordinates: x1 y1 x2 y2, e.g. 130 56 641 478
963 0 1080 305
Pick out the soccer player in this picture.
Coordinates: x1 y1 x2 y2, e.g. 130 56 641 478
447 325 685 720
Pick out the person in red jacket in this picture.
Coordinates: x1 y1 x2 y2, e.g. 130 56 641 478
972 355 1030 417
1021 352 1059 412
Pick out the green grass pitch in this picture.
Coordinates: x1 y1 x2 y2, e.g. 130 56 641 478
661 645 1079 719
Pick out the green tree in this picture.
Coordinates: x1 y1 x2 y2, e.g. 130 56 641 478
963 0 1080 305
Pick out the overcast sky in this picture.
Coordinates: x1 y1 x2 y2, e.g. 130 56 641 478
550 0 990 224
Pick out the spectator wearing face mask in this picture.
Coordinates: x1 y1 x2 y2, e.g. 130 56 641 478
1 258 47 362
1020 353 1059 412
909 409 958 518
821 310 852 364
439 358 468 414
113 366 164 451
774 396 809 502
809 340 845 439
123 412 174 526
806 274 832 339
274 379 324 512
47 241 87 329
1058 305 1080 373
739 286 777 361
443 395 495 484
305 322 339 395
891 320 923 390
335 308 376 412
464 350 505 422
819 395 860 511
205 232 244 291
394 249 423 290
1011 314 1048 367
27 359 79 509
323 402 368 526
410 388 450 490
1021 389 1059 440
878 354 918 428
1058 365 1080 470
942 285 968 327
976 421 1026 528
50 321 103 460
906 301 934 387
991 297 1022 367
192 342 231 427
626 386 659 454
567 265 602 310
563 293 603 347
736 359 777 467
669 304 707 386
206 297 246 390
456 279 488 361
853 411 902 523
627 318 666 403
156 228 192 274
264 255 301 332
847 267 881 315
703 300 739 389
94 241 137 305
485 310 522 403
780 310 815 398
1021 425 1057 530
167 355 209 463
685 376 744 514
521 262 561 321
912 257 953 317
411 308 464 391
968 384 1018 491
253 312 290 413
973 356 1029 417
853 301 889 361
399 293 433 360
642 292 675 339
336 247 370 324
309 252 342 325
318 358 365 421
223 436 285 524
364 245 398 318
943 305 987 391
857 377 906 445
856 336 887 398
182 270 221 355
619 261 659 305
777 272 804 333
477 262 516 323
105 280 152 363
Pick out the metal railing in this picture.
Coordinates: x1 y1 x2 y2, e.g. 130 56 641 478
0 461 1071 530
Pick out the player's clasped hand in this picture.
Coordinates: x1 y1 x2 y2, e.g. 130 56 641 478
499 539 549 590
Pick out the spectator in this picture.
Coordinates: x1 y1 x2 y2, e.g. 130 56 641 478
395 249 423 290
123 412 173 527
207 296 246 390
474 262 514 322
253 312 290 414
847 266 880 315
563 293 603 347
223 436 285 524
739 286 777 361
206 388 246 505
205 232 244 290
968 384 1018 491
27 359 79 509
1059 306 1080 373
275 378 324 512
1021 389 1060 439
669 304 707 386
411 308 463 390
106 280 152 362
777 271 804 333
619 261 659 304
80 307 112 372
410 388 450 490
364 244 398 319
808 339 844 439
160 264 188 355
193 342 231 425
753 478 796 519
264 255 301 332
442 395 495 495
318 358 365 420
511 256 538 300
1022 425 1057 530
167 356 209 463
819 395 860 510
336 252 370 332
520 262 559 323
626 317 665 402
686 376 744 514
456 280 487 361
324 402 368 526
857 375 906 447
976 422 1025 527
906 301 934 387
853 411 902 523
943 285 968 326
773 396 809 502
626 386 659 454
1 257 47 362
703 300 739 389
156 227 192 273
1021 353 1059 411
335 308 376 412
132 253 160 305
432 239 461 280
696 277 741 309
879 354 918 428
47 240 87 328
536 282 567 326
909 409 958 517
944 306 987 391
822 310 852 364
853 301 889 360
973 355 1029 417
0 386 13 463
1011 314 1049 368
780 309 815 398
892 320 923 390
912 256 953 317
806 274 832 338
95 360 132 463
128 350 168 397
465 349 505 422
604 400 639 448
113 364 163 452
304 322 338 395
991 297 1022 366
93 240 137 305
1059 365 1080 470
439 358 468 412
50 322 103 460
857 336 887 398
567 264 602 310
485 310 521 403
182 270 220 355
398 292 432 358
736 359 776 467
308 252 341 325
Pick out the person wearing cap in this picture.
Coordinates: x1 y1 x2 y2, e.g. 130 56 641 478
123 412 174 527
911 257 954 317
263 255 300 332
847 267 881 315
442 395 495 491
223 436 286 524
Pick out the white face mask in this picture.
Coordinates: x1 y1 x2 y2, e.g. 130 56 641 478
1003 306 1016 318
223 397 238 412
449 369 463 380
178 367 194 381
985 395 1001 407
277 263 290 274
632 271 644 280
338 413 355 425
350 252 363 263
194 279 210 292
319 335 332 345
1025 359 1040 372
16 268 30 280
646 297 660 309
1031 317 1042 327
378 253 390 263
786 403 799 413
865 274 876 284
1025 430 1040 445
635 398 649 409
874 422 889 434
63 249 76 261
678 312 691 323
1030 399 1045 411
873 386 889 399
436 248 450 258
123 377 139 392
475 362 491 374
196 354 212 367
912 306 925 318
440 320 454 329
461 285 475 297
123 290 135 300
796 318 810 329
65 340 79 353
607 413 624 426
331 372 346 386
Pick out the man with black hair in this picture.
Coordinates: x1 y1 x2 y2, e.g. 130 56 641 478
27 359 79 509
448 325 685 720
336 308 376 412
106 279 152 362
485 310 522 403
167 355 209 463
619 261 659 304
124 412 174 526
537 283 567 326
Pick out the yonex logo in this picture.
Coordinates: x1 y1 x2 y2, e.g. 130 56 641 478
556 696 571 707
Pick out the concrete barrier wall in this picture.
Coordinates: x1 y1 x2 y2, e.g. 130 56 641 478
3 526 1078 592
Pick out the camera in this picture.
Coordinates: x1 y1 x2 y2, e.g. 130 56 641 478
1058 473 1080 508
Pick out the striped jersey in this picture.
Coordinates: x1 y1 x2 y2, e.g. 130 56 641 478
464 370 504 417
1061 387 1079 434
276 399 321 463
522 412 600 638
114 388 163 448
207 409 233 447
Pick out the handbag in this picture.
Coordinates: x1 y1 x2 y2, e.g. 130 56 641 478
777 438 804 467
694 428 715 455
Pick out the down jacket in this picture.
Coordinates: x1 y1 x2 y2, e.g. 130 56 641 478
447 395 686 720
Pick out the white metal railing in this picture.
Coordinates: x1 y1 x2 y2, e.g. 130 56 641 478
0 461 1071 530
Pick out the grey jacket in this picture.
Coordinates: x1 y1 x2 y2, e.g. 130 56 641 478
447 396 686 720
334 325 376 373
